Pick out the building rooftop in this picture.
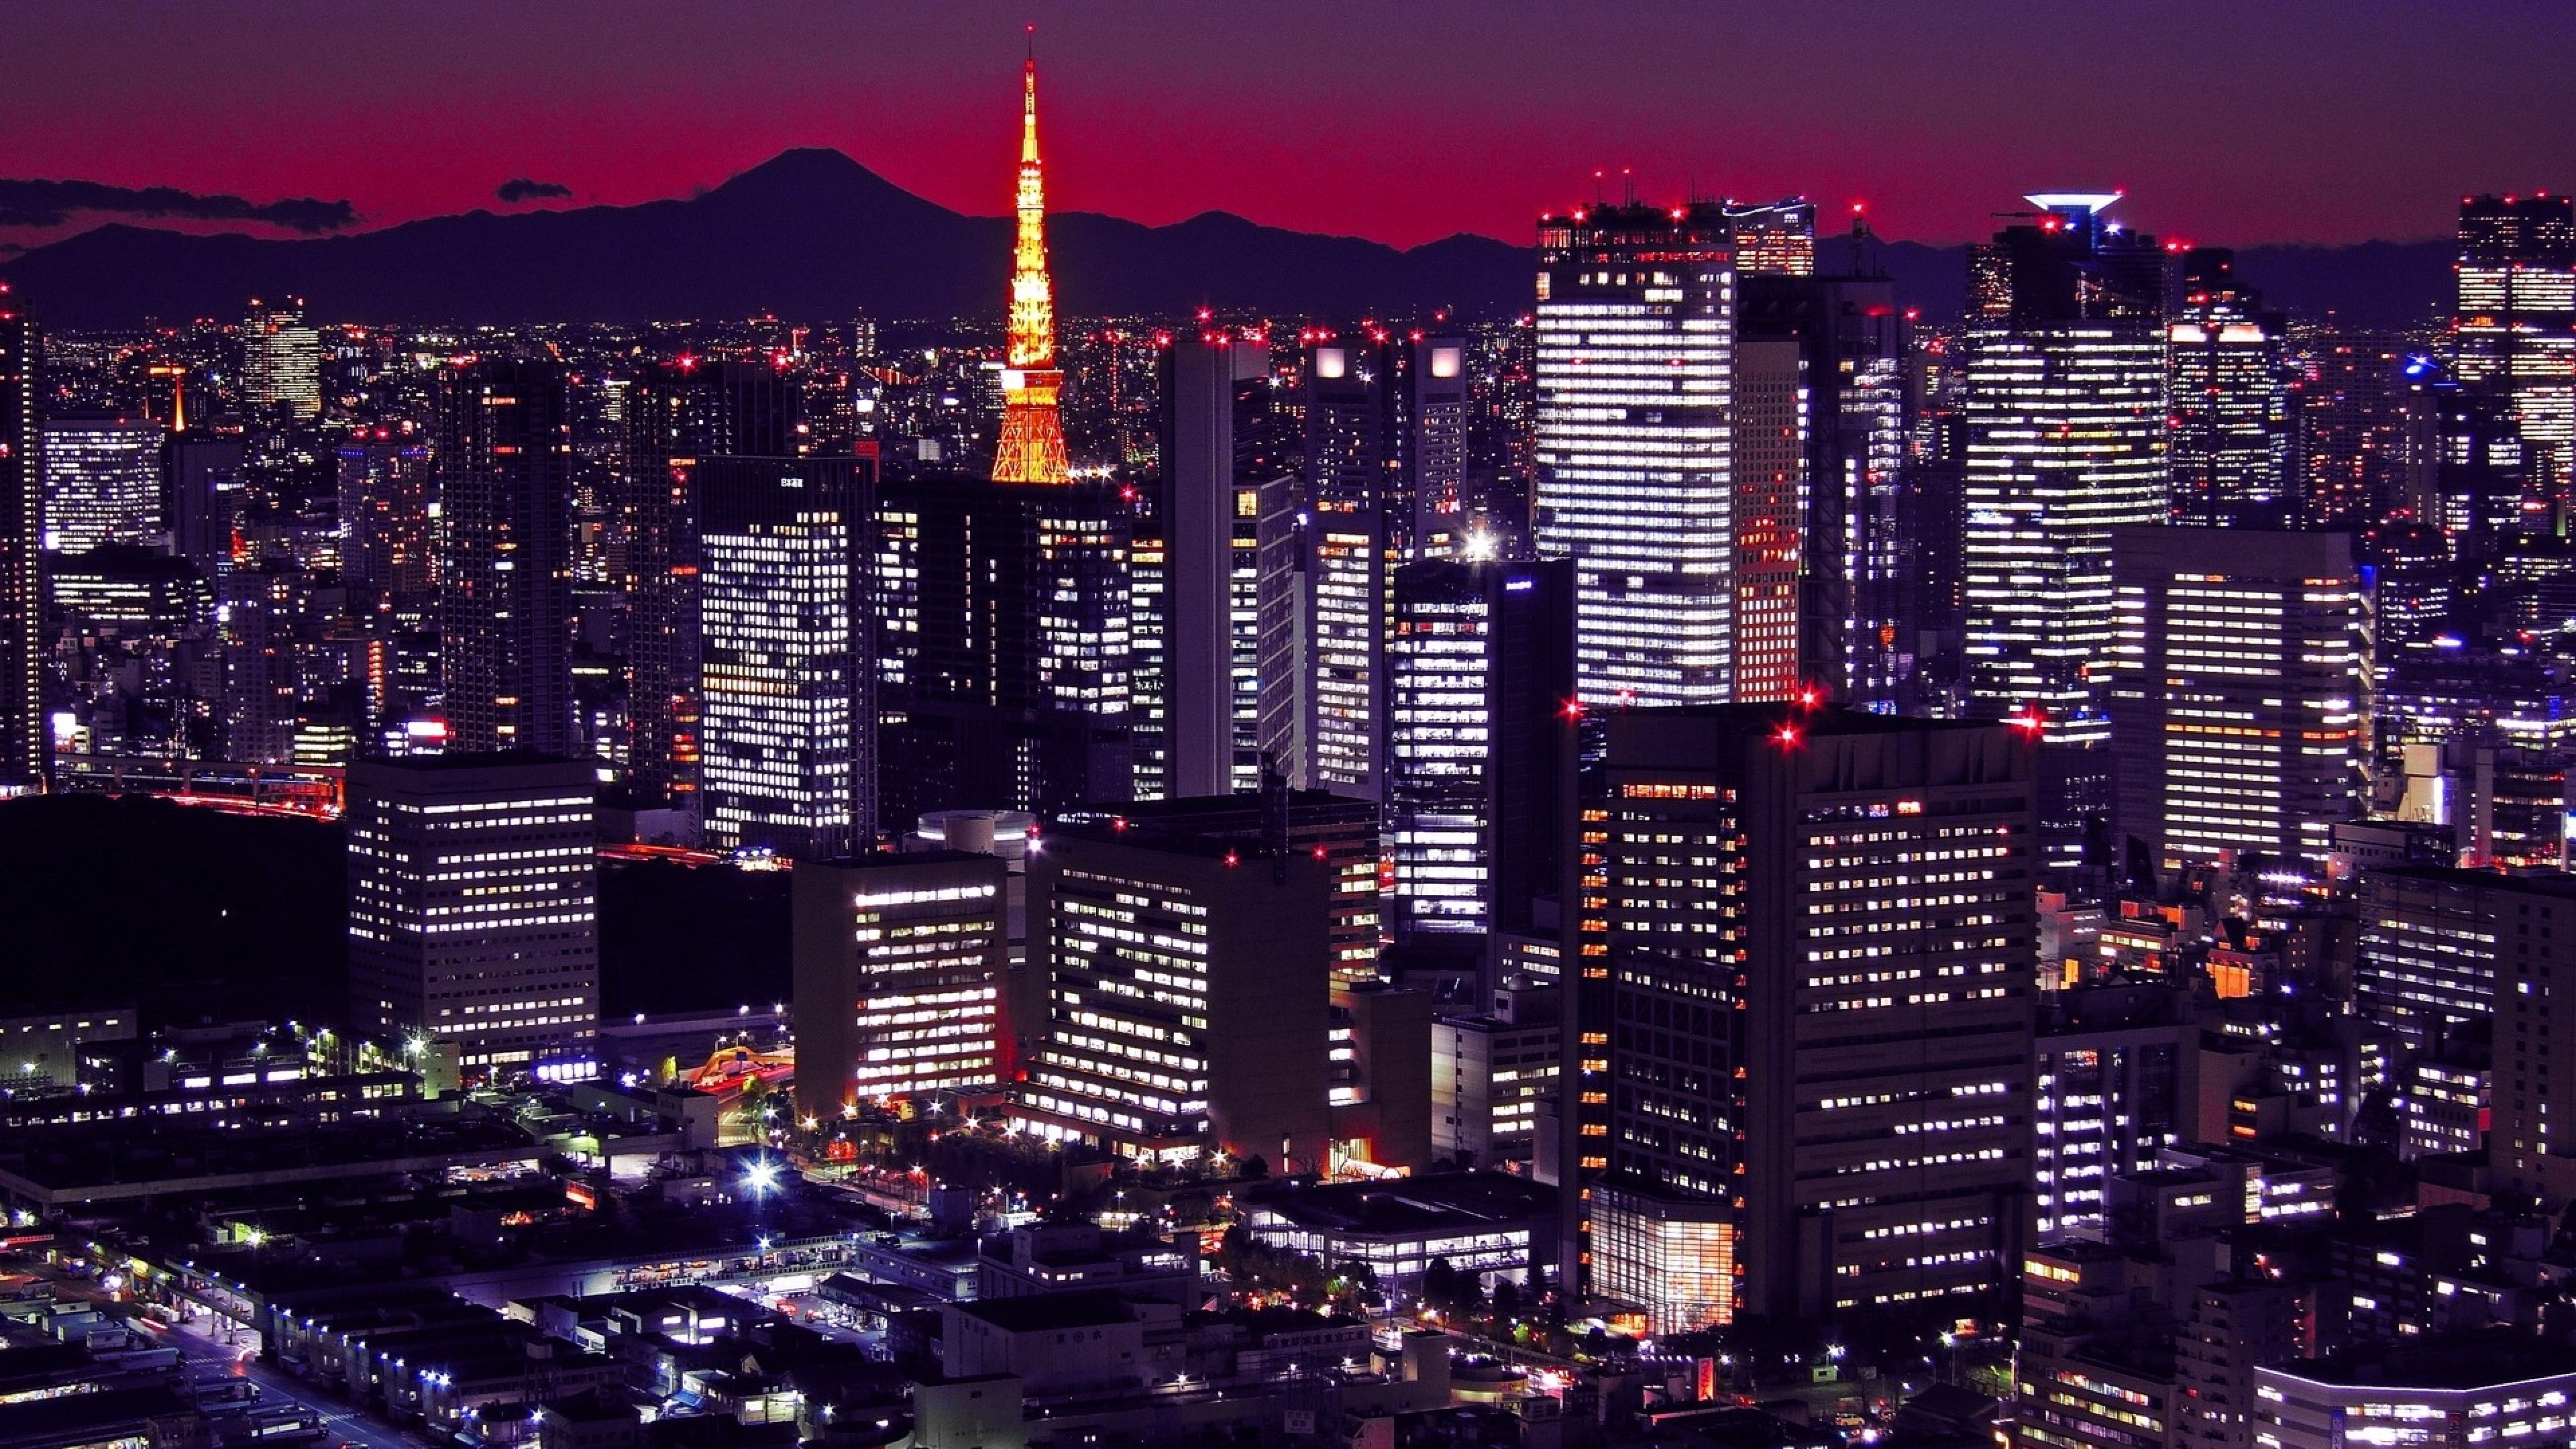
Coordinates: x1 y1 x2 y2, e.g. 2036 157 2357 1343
953 1290 1134 1334
1241 1171 1554 1236
2365 865 2576 899
2270 1329 2576 1391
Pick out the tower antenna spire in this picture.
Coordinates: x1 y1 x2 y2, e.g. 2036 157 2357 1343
992 30 1071 484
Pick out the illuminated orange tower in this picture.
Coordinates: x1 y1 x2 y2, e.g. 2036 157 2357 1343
990 27 1071 486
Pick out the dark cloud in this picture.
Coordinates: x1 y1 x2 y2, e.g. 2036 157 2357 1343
495 178 574 204
0 178 356 232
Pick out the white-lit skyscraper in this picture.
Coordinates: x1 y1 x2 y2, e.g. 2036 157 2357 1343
1301 328 1469 800
2454 194 2575 502
0 290 38 786
1962 193 2169 867
2167 248 2289 527
1534 202 1735 705
2107 527 2364 881
243 297 323 421
695 453 874 858
346 754 600 1083
40 414 164 555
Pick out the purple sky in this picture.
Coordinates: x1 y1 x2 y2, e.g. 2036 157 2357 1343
5 0 2570 251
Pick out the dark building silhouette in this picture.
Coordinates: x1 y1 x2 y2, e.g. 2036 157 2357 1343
436 358 574 755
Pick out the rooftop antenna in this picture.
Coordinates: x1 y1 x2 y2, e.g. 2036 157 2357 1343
1622 167 1635 207
1593 169 1605 205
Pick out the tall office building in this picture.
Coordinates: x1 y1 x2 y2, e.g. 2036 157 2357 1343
1961 193 2170 869
436 358 575 756
2106 527 2364 880
0 288 37 786
1157 334 1299 798
1010 823 1335 1169
2296 331 2412 529
1739 254 1913 706
1581 708 2037 1330
873 473 1132 823
622 358 802 808
337 433 432 612
1534 201 1737 705
1301 328 1470 800
40 414 164 555
2453 194 2575 502
989 43 1071 487
346 754 600 1083
2032 985 2198 1243
2484 871 2576 1208
792 851 1008 1111
170 434 248 582
242 297 323 421
1725 197 1817 277
1729 335 1807 700
2166 249 2290 527
694 453 874 857
1386 557 1576 942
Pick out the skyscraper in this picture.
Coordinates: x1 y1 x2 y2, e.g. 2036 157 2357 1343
0 286 37 786
1582 707 2037 1329
989 37 1071 488
2106 527 2364 881
346 754 600 1083
1534 202 1737 705
170 434 248 582
436 358 575 756
695 453 875 858
2166 248 2289 527
2453 193 2575 504
1301 327 1470 800
621 358 803 808
1725 197 1818 277
1738 253 1913 706
1387 557 1576 943
2296 331 2412 529
241 297 322 421
1729 334 1806 700
873 472 1132 823
1157 334 1297 798
1961 192 2169 868
39 414 164 555
792 851 1008 1112
337 432 431 612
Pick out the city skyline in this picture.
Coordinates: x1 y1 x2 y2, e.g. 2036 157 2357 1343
4 2 2573 257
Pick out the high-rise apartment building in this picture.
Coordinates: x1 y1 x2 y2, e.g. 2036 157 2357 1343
1582 707 2037 1330
346 754 600 1082
0 288 36 786
2166 249 2289 527
242 297 323 421
792 850 1008 1111
2453 193 2575 502
1301 328 1470 800
1010 823 1335 1169
1385 557 1576 942
436 358 575 756
1961 193 2170 869
1534 201 1737 705
2106 527 2364 879
40 414 164 555
696 453 874 858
